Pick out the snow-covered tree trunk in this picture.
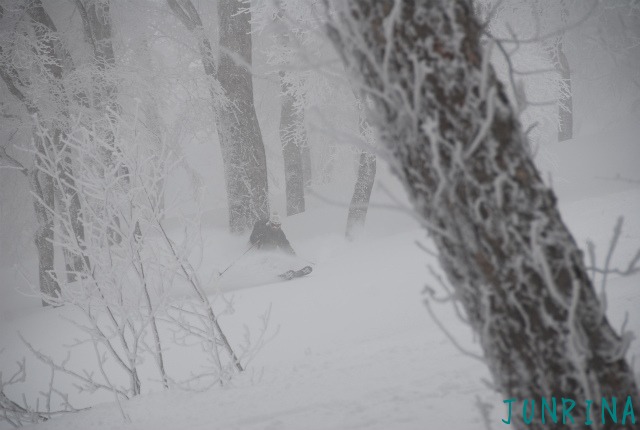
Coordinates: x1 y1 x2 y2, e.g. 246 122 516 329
30 140 59 304
28 1 88 281
327 1 638 428
301 132 312 187
345 150 375 240
78 0 118 116
0 1 87 299
78 0 148 247
217 0 270 232
346 106 376 241
551 39 572 142
550 2 572 142
167 0 270 233
273 5 307 215
279 72 306 216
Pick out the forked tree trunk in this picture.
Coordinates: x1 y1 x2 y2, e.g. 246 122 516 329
279 72 306 216
327 2 637 429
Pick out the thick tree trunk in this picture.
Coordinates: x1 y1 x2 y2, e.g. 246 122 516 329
345 151 376 240
78 0 145 243
279 73 306 216
217 0 270 232
274 6 308 213
52 129 87 282
327 2 638 429
1 1 87 298
81 0 118 111
29 1 88 279
167 0 270 233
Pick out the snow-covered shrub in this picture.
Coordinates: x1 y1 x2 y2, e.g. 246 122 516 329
0 111 250 426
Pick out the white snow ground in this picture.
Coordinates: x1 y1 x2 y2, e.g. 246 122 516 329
1 118 639 430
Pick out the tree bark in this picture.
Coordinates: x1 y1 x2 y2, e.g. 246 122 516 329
327 2 638 429
345 150 376 240
346 101 376 241
217 0 270 232
552 41 573 142
274 6 307 215
301 132 312 187
0 1 87 300
279 72 306 216
30 137 60 304
551 1 573 142
78 0 118 109
167 0 270 233
0 12 58 304
29 1 88 280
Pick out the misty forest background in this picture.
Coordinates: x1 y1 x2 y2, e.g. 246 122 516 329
1 0 639 429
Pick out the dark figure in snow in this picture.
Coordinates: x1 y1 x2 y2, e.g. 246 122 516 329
249 213 296 255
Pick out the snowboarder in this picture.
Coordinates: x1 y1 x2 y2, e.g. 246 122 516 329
249 212 296 255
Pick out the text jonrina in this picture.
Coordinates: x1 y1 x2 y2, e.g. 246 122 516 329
502 397 636 426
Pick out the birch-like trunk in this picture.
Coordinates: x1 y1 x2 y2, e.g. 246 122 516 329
327 2 637 429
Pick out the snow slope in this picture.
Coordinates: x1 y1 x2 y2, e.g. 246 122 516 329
1 121 639 430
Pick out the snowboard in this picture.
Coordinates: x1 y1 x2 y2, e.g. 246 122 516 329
278 266 313 281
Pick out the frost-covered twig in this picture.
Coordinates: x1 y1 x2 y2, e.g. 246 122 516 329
18 334 129 400
0 354 87 427
145 200 243 374
308 185 453 240
600 217 623 296
492 0 599 44
422 295 484 364
0 143 29 176
236 305 279 369
585 217 640 308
